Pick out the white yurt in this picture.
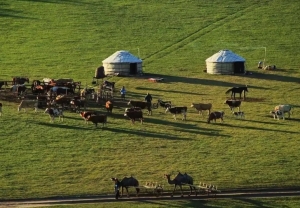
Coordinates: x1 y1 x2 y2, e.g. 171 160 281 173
205 49 245 75
102 50 142 76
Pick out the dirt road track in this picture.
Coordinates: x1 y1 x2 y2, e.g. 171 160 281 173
1 188 300 208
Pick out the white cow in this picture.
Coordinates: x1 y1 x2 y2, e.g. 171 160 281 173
18 100 38 112
274 105 292 118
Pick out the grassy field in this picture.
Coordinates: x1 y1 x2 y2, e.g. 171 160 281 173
0 0 300 205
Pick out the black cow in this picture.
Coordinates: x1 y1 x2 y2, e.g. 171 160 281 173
128 100 152 115
124 109 143 124
165 106 187 120
86 114 107 127
12 77 29 85
207 111 224 123
224 100 242 112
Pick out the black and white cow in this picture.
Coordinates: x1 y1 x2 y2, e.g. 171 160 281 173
224 100 242 112
44 108 64 122
270 110 285 120
165 106 187 121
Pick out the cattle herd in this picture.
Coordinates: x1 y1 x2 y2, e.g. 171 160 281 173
0 77 294 126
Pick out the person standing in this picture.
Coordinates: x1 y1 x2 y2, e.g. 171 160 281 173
120 86 126 100
144 92 152 115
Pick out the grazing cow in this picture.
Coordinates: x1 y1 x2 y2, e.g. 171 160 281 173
207 111 225 123
274 105 292 118
85 114 107 127
190 103 212 115
105 100 113 113
270 110 285 120
233 111 245 119
0 81 8 90
12 77 29 85
70 99 85 112
80 111 98 123
0 102 2 116
165 106 187 121
128 100 152 115
124 109 143 124
18 100 38 112
224 100 242 112
154 99 172 109
44 108 64 122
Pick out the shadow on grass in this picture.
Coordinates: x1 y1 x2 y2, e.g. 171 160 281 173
105 127 192 141
33 121 93 130
141 73 269 89
214 123 297 134
136 86 206 96
237 71 300 83
19 0 96 5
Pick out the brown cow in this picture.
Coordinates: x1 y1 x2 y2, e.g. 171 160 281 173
80 111 97 124
105 100 113 113
191 103 212 115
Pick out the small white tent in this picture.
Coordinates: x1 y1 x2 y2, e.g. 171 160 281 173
205 50 245 74
102 50 142 76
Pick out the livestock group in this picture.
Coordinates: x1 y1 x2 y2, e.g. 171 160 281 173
0 77 293 126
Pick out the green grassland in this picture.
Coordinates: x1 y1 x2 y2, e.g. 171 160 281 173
1 0 300 204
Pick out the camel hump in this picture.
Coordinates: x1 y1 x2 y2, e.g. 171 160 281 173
121 176 139 186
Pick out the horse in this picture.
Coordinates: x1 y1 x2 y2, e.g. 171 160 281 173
12 77 29 85
225 86 248 99
0 81 8 90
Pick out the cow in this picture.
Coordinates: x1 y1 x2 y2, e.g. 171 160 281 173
128 100 152 115
44 108 64 122
190 103 212 115
80 111 98 124
274 105 292 118
103 80 115 91
207 111 225 123
124 107 142 112
105 100 113 113
165 106 187 121
233 111 245 119
224 100 242 112
270 110 285 120
85 114 107 127
70 99 85 112
124 109 143 124
0 102 2 116
153 99 172 109
18 100 38 112
12 77 29 85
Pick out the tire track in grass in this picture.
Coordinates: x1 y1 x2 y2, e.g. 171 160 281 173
143 4 260 65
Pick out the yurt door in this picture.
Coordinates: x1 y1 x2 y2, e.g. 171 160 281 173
130 63 138 75
233 62 245 74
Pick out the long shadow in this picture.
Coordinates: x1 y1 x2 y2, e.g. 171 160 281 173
34 121 93 130
136 86 206 96
19 0 95 5
237 71 300 83
105 127 191 141
241 119 287 125
214 123 297 134
142 73 269 89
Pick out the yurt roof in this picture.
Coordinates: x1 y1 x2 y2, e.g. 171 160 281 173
206 49 245 63
102 50 142 64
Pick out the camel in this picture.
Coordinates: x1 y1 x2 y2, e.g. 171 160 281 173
111 176 140 199
164 172 197 197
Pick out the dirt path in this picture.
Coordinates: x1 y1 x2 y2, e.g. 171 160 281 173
1 188 300 207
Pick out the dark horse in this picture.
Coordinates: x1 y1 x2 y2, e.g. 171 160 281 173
12 77 29 85
225 86 248 99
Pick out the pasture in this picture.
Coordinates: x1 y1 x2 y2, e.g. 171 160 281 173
0 0 300 205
